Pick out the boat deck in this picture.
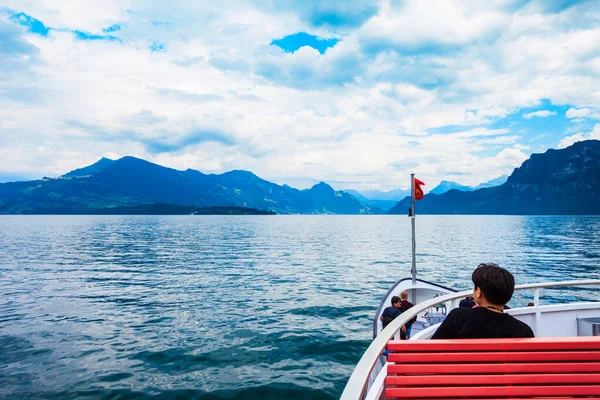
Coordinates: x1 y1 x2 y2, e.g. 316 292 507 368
344 280 600 400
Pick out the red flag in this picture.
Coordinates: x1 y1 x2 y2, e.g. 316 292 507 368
414 178 425 200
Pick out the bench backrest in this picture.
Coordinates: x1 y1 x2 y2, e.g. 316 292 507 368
386 337 600 399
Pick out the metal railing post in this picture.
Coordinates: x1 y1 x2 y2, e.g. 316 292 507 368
534 288 541 336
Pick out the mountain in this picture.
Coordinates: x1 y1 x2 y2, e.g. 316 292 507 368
342 189 397 212
472 175 509 190
429 181 473 195
303 182 384 214
343 189 369 202
361 188 410 201
362 199 398 212
342 188 410 201
63 157 115 178
429 176 509 195
388 140 600 215
343 189 410 212
0 157 381 215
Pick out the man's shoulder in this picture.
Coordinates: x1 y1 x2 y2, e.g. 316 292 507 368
444 306 474 321
505 313 535 335
383 305 399 314
448 307 474 316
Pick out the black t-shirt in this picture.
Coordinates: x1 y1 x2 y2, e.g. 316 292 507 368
381 305 402 329
382 305 402 320
431 307 534 339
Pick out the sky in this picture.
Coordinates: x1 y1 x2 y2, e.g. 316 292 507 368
0 0 599 191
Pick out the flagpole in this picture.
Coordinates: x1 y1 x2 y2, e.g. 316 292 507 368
410 173 417 285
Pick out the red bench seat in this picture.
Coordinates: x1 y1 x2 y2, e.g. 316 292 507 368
385 337 600 399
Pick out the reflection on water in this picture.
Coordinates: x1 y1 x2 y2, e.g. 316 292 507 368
1 215 599 399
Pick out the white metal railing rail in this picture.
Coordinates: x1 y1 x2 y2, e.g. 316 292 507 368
339 279 600 400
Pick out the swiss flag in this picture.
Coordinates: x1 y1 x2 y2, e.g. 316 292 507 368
414 178 425 200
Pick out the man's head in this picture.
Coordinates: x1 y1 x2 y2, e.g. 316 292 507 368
472 263 515 307
391 295 401 306
400 291 408 300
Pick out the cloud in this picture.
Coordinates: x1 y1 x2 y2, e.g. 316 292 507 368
171 56 204 66
534 0 593 13
103 24 121 33
558 123 600 148
257 0 379 28
143 130 237 154
61 113 238 155
1 1 128 33
358 1 510 55
1 1 600 191
155 88 223 103
71 29 120 42
2 8 121 41
566 107 591 118
447 128 511 139
254 40 363 88
4 9 49 36
523 110 557 119
0 17 40 71
149 41 165 52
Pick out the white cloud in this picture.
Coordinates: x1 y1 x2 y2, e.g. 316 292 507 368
359 0 510 50
566 108 591 118
0 0 599 190
558 124 600 149
1 0 130 33
523 110 556 119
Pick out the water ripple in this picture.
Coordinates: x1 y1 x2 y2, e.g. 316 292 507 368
1 215 599 399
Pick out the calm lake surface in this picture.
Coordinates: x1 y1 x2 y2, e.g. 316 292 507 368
1 215 600 399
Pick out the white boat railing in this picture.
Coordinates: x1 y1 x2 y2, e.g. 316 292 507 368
340 279 600 400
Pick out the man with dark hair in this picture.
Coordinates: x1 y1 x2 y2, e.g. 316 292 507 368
432 263 534 339
380 296 402 329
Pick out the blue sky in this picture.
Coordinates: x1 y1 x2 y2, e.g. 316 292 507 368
0 1 599 190
271 32 339 54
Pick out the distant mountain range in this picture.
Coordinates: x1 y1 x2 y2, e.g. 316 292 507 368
472 175 510 190
428 181 472 195
341 189 400 212
3 140 599 215
0 157 383 215
343 188 410 200
343 177 507 212
429 175 509 195
362 188 411 201
389 140 600 215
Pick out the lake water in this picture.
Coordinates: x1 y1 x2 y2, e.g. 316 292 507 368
1 215 600 399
